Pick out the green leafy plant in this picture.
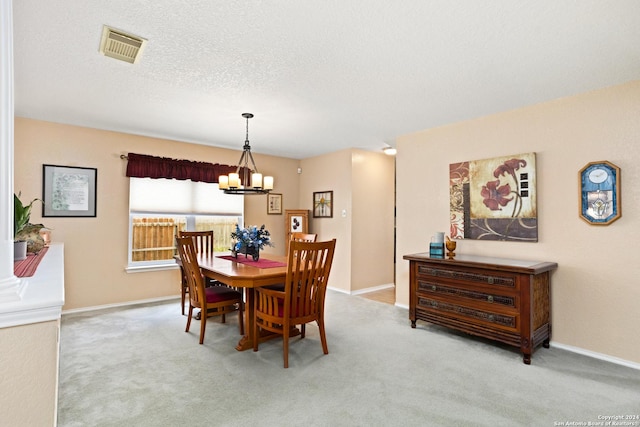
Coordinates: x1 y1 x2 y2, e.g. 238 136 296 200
14 192 44 240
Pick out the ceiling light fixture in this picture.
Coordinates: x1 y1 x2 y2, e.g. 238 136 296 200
219 113 274 195
382 145 397 156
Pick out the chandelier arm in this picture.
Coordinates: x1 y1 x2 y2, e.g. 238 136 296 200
246 149 259 173
235 150 248 173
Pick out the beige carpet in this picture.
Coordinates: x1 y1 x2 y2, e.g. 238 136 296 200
58 291 640 426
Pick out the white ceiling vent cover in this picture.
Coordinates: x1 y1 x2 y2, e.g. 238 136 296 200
99 26 147 64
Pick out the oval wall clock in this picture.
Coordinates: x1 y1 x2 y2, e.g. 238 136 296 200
578 161 621 225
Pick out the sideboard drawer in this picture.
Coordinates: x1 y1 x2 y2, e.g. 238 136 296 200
416 264 519 291
417 297 519 331
416 279 518 310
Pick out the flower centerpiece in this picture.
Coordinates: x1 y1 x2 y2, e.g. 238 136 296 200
230 224 273 261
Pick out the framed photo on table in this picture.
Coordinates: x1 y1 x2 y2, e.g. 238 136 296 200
267 193 283 215
43 164 97 217
313 191 333 218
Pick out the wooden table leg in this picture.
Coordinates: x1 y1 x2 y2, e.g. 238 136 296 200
235 288 255 351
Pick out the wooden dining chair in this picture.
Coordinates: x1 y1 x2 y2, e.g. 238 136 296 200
263 232 319 292
177 230 224 315
176 236 244 344
253 239 336 368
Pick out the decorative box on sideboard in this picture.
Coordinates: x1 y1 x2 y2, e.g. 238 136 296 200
403 253 557 364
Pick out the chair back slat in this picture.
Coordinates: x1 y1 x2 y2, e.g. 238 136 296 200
287 232 317 256
178 230 214 257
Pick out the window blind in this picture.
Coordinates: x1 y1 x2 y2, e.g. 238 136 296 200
129 177 243 215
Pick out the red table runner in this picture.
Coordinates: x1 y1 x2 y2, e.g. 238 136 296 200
14 247 49 277
217 255 286 268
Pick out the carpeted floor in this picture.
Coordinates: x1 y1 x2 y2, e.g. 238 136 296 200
58 291 640 427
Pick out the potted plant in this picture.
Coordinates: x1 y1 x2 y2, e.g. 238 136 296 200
14 192 46 261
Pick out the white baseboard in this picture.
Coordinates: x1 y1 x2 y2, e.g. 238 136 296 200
551 342 640 371
63 285 394 313
350 283 395 296
327 286 350 295
62 295 179 315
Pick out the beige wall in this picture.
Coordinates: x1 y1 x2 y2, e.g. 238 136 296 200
0 320 60 426
395 80 640 364
299 149 395 293
350 150 395 291
300 150 353 292
14 118 394 309
14 118 300 310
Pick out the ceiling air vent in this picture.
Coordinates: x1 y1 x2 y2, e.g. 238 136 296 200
99 26 147 64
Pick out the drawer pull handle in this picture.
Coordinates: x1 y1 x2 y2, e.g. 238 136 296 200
488 277 495 284
487 295 494 303
431 285 437 291
488 315 495 322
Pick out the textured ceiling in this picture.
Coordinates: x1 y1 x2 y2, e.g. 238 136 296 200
12 1 640 159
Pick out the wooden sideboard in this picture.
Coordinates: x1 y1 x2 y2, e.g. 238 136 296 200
403 253 557 364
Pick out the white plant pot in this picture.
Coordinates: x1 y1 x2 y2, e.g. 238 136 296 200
14 240 27 261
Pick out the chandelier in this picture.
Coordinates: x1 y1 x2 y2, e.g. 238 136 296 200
218 113 274 195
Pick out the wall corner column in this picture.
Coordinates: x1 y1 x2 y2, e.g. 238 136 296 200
0 0 21 303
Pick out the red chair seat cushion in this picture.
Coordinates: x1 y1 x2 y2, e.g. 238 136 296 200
204 286 242 303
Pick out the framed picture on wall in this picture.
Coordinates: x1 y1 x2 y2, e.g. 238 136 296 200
42 164 97 217
313 191 333 218
267 193 283 215
449 152 537 241
285 209 309 242
578 160 621 225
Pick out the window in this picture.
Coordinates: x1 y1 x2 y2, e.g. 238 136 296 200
127 178 243 272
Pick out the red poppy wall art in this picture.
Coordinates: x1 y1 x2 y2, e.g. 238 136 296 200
450 152 537 242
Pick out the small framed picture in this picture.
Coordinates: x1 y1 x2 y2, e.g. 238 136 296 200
313 191 333 218
43 164 97 217
267 193 283 215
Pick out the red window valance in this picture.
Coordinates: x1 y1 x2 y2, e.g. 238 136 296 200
125 152 248 184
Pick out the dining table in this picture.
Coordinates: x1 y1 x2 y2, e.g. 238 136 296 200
196 252 294 351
